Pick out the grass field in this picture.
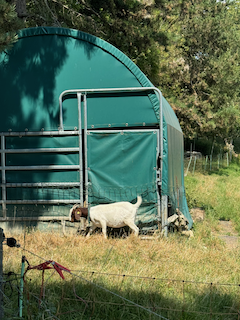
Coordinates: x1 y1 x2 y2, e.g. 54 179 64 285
185 159 240 232
2 162 240 319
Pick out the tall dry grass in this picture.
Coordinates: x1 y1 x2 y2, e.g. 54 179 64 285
3 162 240 319
3 226 240 319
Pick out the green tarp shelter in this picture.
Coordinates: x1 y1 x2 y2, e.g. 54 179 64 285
0 27 192 231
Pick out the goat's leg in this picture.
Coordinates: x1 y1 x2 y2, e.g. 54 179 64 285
86 223 97 237
125 221 139 236
99 220 107 239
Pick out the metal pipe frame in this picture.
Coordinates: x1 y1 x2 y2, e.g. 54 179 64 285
0 199 80 204
1 136 6 219
77 93 84 206
0 131 79 137
1 147 79 153
0 165 80 171
0 216 72 222
59 87 164 231
84 94 88 206
1 182 80 187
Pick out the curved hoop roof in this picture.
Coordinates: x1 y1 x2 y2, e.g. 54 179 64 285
0 27 160 131
19 27 154 88
20 27 161 128
0 27 182 132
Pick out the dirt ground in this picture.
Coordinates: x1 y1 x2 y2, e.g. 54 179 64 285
191 208 239 250
216 220 239 250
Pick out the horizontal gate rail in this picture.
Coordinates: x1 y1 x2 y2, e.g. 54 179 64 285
1 182 80 187
0 216 71 222
1 147 79 153
0 199 79 204
0 131 79 137
0 165 80 171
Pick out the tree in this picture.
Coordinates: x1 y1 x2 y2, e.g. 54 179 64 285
158 0 240 140
15 0 27 18
0 0 24 52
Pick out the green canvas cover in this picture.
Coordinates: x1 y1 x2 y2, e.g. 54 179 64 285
87 130 159 229
162 97 193 225
0 27 192 229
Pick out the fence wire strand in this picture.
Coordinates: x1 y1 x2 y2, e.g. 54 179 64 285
7 247 238 319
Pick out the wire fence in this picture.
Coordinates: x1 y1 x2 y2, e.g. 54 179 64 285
184 152 236 176
0 184 158 219
2 241 240 320
88 183 158 204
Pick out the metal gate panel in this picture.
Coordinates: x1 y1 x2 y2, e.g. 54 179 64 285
0 130 83 221
86 129 160 229
58 87 163 230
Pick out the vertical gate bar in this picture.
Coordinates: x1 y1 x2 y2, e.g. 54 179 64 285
83 94 88 205
1 136 6 219
156 130 161 224
77 93 83 206
154 88 164 234
161 195 168 236
0 228 3 319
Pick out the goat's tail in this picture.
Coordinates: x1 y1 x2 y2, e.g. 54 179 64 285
133 196 142 208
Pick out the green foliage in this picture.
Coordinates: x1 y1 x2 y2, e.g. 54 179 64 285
159 0 240 140
0 0 23 52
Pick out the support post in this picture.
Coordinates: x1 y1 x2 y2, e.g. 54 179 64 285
77 93 84 206
0 228 4 319
161 195 168 237
1 136 7 219
19 256 25 317
84 94 88 206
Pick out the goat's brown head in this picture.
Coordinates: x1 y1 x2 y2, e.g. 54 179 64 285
71 206 88 222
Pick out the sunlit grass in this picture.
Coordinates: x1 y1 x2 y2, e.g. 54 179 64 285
3 162 240 319
185 162 240 232
3 225 240 319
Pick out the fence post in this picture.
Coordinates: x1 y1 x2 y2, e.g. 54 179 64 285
185 155 192 176
204 155 208 171
19 256 25 317
192 156 197 175
0 228 4 319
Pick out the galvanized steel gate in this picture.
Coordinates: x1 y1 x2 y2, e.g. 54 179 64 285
0 87 166 230
0 130 82 222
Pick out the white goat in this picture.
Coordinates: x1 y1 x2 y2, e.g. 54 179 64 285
86 196 142 239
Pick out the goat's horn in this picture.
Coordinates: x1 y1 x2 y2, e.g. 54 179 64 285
72 204 81 209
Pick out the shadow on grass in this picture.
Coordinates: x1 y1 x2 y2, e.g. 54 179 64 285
3 269 240 320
